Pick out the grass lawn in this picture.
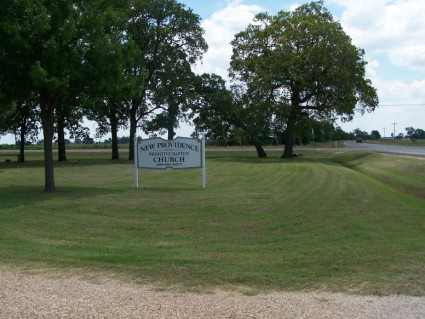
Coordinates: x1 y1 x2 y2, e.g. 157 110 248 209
367 139 425 146
0 150 424 296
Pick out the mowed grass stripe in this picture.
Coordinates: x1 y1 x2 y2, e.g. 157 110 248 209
0 150 424 295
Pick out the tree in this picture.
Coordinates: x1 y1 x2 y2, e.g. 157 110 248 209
0 1 129 191
354 128 370 140
125 0 207 160
230 1 378 158
1 1 87 191
405 127 425 140
231 90 271 157
144 60 197 140
191 74 234 145
396 133 404 140
191 73 269 157
55 100 90 162
0 98 40 161
83 1 132 160
13 99 40 162
333 126 354 141
370 130 381 140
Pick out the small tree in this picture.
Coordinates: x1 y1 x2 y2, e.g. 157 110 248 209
354 128 370 140
191 74 234 146
191 73 269 157
0 98 40 162
333 126 355 141
370 130 381 140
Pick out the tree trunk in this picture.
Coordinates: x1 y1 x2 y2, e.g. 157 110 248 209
167 100 177 140
111 127 119 160
233 115 267 158
281 124 295 158
128 99 139 161
282 89 300 159
19 117 26 163
167 126 175 140
110 104 119 160
251 134 267 158
57 116 67 162
40 90 56 192
129 111 136 161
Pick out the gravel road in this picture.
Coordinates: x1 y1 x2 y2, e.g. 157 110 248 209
1 266 424 318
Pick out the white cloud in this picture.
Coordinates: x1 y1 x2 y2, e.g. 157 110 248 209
193 0 425 134
328 0 425 132
388 44 425 73
339 77 425 134
377 78 425 104
288 3 302 11
194 0 263 80
332 0 425 64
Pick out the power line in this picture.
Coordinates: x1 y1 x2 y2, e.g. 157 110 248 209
379 103 425 107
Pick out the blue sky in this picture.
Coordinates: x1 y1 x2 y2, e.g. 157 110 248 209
1 0 424 144
178 0 425 138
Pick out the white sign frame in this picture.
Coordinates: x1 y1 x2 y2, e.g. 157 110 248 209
134 136 206 190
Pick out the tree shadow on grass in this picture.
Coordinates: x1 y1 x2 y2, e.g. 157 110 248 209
0 185 130 210
0 157 133 171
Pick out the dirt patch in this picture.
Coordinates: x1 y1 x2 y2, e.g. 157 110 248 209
1 266 424 318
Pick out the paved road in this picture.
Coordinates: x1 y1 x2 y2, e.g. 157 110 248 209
2 142 425 157
343 141 425 157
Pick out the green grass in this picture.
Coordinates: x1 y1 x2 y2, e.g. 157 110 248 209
0 150 424 296
0 143 130 150
367 139 425 146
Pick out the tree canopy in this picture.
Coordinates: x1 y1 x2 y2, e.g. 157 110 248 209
1 0 382 192
229 1 378 157
0 0 133 191
125 0 207 160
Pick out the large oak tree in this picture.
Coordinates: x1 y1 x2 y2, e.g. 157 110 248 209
125 0 207 160
230 1 378 158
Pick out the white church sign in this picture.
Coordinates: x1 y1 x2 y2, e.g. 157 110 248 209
138 137 201 169
134 137 206 189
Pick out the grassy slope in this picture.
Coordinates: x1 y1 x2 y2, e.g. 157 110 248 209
0 150 424 295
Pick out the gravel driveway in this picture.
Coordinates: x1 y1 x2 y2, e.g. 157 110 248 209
1 266 424 318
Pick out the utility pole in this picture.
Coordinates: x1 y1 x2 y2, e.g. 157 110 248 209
392 122 398 140
383 128 386 138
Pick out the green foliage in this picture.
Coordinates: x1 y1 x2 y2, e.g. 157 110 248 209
405 127 425 140
333 126 355 141
370 130 381 140
1 1 91 190
0 0 139 188
0 151 424 295
230 1 378 157
125 0 207 158
191 73 234 142
353 128 382 140
372 139 425 146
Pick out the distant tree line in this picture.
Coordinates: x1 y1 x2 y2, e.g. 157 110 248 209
404 127 425 140
1 1 378 192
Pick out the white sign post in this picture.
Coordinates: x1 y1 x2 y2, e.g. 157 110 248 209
134 136 206 189
134 136 139 189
